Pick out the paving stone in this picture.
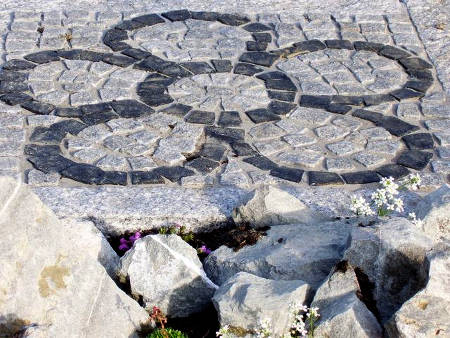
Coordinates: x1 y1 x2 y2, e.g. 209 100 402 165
404 80 432 93
211 59 233 73
110 100 153 118
243 155 278 171
309 171 344 185
434 132 450 146
327 140 362 156
268 101 297 115
257 71 297 91
316 125 349 140
102 54 135 67
185 110 215 125
180 62 215 74
277 151 323 168
205 127 245 143
153 166 195 182
62 164 127 185
186 157 220 174
27 169 60 186
217 111 242 127
353 152 386 167
402 133 434 149
375 164 410 179
132 14 165 26
217 13 250 26
398 57 433 70
246 108 281 124
234 63 265 76
379 45 411 60
326 158 355 171
431 160 450 174
254 139 288 156
325 39 354 49
239 52 279 67
290 107 332 125
363 94 397 106
342 170 380 184
2 59 36 70
162 9 191 21
249 123 284 139
231 142 258 156
267 91 296 102
24 50 59 64
269 166 304 183
299 95 332 109
397 150 433 170
390 88 424 100
437 147 450 159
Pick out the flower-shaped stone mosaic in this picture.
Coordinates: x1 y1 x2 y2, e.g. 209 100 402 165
0 10 438 186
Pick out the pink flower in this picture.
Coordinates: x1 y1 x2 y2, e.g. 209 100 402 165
199 245 212 255
119 243 129 251
129 231 141 243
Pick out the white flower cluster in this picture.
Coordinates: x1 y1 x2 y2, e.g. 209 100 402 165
255 318 272 338
350 196 375 216
351 174 421 218
287 303 320 338
408 212 424 227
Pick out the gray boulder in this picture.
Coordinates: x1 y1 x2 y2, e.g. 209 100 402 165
311 263 382 338
385 243 450 337
213 272 310 337
0 177 149 338
232 185 329 227
344 217 433 323
117 234 217 317
204 222 351 288
415 184 450 241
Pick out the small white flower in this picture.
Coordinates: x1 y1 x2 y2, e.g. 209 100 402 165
408 212 423 227
216 325 230 337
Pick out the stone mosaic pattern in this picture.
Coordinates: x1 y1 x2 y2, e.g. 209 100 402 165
0 10 448 188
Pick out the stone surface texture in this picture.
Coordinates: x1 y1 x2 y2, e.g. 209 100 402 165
0 177 149 337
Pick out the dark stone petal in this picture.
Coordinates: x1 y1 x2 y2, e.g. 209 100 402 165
191 11 220 21
115 19 146 31
111 99 154 118
243 23 271 32
20 100 55 115
137 86 166 96
406 68 433 81
342 171 380 184
402 133 434 150
54 107 83 117
50 120 87 135
29 127 66 143
121 48 152 60
180 62 215 74
326 103 352 114
292 39 327 52
376 164 410 179
379 45 411 60
131 171 165 184
0 70 28 82
199 143 227 162
80 103 112 114
81 111 119 125
217 13 250 26
246 108 281 123
132 14 165 26
101 171 128 185
246 41 268 51
239 52 279 67
0 80 29 93
28 155 74 173
231 142 258 156
268 101 297 115
57 49 83 59
186 157 220 174
205 127 245 143
102 54 135 67
217 111 242 127
270 166 304 183
252 33 272 43
103 28 128 43
61 164 127 185
234 63 265 76
134 54 168 71
80 50 108 62
211 59 232 73
378 116 420 137
153 166 195 182
24 144 61 156
257 71 297 91
325 39 354 50
185 110 215 125
398 57 433 70
352 109 385 124
308 171 344 186
404 80 432 93
362 94 396 106
332 95 364 106
353 41 384 52
2 59 36 70
396 150 433 170
104 40 130 52
142 73 176 86
0 93 33 105
243 155 278 170
24 50 59 64
390 88 424 100
139 93 174 107
162 10 191 21
299 95 332 109
160 103 192 117
267 90 296 102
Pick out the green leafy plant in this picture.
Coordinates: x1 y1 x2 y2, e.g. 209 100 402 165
147 328 188 338
158 225 195 244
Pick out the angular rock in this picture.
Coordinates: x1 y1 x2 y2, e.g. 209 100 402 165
213 272 310 337
232 185 330 227
415 185 450 241
117 234 217 317
204 222 351 287
396 150 433 170
0 178 148 337
312 264 382 338
343 217 433 323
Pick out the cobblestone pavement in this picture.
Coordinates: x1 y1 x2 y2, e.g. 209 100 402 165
0 8 448 190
